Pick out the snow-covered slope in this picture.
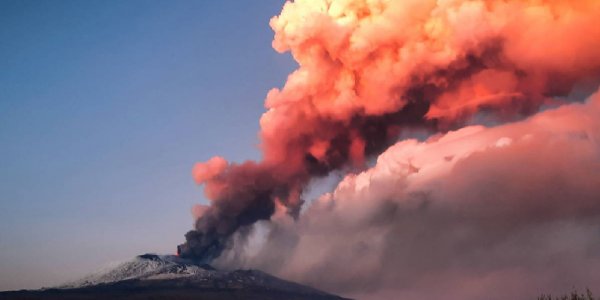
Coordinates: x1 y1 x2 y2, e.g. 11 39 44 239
61 254 214 288
11 253 351 300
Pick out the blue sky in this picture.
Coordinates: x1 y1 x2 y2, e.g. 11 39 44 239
0 0 294 290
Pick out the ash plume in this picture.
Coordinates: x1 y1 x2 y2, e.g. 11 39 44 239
217 90 600 300
179 0 600 261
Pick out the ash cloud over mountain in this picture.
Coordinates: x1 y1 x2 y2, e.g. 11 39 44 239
179 1 600 298
217 90 600 299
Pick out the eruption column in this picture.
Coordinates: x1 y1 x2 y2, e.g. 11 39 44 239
178 0 600 261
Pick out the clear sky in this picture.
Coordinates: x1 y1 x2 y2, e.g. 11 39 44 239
0 0 293 290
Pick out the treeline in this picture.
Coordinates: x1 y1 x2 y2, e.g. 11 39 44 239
538 289 595 300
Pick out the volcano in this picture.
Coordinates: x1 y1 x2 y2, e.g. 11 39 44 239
0 254 348 300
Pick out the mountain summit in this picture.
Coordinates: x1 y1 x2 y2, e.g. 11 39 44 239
0 254 349 300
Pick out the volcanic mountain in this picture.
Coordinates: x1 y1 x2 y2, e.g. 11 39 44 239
0 254 348 300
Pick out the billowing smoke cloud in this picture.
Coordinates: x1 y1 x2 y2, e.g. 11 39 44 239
179 0 600 262
216 90 600 299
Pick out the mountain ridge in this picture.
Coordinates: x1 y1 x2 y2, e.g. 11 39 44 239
0 253 349 300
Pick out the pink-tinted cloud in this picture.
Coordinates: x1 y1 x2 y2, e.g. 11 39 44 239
179 0 600 264
217 90 600 299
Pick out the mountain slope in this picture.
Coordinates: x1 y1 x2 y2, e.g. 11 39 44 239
0 254 349 300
